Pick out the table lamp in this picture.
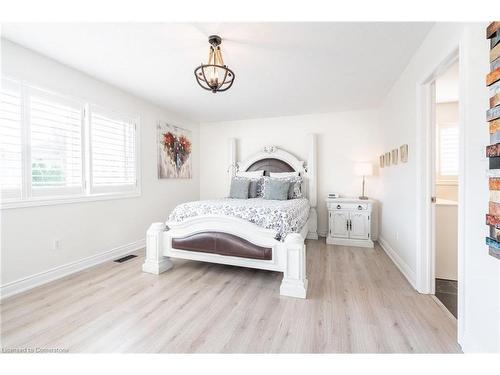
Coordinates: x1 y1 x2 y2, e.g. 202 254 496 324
354 162 373 200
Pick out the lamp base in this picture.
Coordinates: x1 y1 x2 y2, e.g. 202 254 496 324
358 196 369 200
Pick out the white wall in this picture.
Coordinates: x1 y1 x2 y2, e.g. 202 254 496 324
435 102 459 281
0 40 200 289
435 201 458 280
378 23 500 352
436 102 459 201
199 110 382 236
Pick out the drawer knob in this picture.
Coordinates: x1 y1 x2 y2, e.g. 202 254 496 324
337 205 341 209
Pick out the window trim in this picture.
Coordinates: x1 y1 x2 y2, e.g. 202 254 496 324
0 191 141 209
0 77 141 210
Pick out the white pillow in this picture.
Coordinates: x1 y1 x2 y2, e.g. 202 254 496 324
236 170 264 178
270 171 299 178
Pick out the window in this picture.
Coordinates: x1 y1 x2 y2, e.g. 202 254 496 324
90 107 137 193
30 88 84 197
436 122 459 182
0 78 139 208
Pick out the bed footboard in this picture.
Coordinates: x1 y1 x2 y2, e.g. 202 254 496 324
142 217 308 299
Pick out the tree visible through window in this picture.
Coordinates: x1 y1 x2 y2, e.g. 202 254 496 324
31 162 64 185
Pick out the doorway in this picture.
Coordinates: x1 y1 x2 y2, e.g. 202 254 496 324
433 62 459 318
416 47 464 345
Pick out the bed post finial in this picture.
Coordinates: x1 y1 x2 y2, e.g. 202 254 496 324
307 133 318 240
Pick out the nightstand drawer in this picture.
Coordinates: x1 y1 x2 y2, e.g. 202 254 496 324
329 203 368 211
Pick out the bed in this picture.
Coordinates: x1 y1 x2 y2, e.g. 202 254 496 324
142 136 318 298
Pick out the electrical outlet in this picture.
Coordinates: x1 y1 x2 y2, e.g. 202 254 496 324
53 239 61 251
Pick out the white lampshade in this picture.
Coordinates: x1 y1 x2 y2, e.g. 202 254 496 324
354 162 373 176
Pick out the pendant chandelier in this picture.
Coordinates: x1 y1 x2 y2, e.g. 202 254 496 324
194 35 235 93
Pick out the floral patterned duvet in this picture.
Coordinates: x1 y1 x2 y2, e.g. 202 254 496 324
168 198 310 241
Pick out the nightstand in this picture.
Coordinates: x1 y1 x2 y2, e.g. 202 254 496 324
325 198 378 248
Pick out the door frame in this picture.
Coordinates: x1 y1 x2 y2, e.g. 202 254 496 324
415 44 465 344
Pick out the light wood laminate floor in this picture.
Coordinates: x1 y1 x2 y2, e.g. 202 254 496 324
0 239 461 353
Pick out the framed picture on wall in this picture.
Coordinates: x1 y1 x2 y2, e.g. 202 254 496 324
157 122 193 179
400 144 409 163
392 149 399 165
379 155 385 168
384 152 391 166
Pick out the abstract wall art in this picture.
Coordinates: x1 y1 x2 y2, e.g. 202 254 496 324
486 21 500 260
157 122 192 179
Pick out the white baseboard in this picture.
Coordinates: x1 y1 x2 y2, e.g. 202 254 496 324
306 232 319 240
317 230 328 238
0 239 145 300
378 236 416 289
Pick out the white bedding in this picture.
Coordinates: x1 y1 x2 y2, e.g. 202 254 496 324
168 198 310 241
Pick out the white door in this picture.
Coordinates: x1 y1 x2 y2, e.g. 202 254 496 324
349 212 369 240
331 211 349 238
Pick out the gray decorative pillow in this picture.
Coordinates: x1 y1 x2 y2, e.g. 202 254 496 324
229 177 250 199
248 179 260 198
262 178 290 200
268 175 303 199
246 177 265 198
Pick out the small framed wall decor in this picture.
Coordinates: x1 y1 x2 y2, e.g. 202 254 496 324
391 149 399 165
379 155 385 168
384 152 391 166
400 144 409 163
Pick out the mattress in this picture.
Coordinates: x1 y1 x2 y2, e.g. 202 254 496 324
168 198 310 241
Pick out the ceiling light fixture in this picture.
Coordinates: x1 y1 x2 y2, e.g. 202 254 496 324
194 35 235 93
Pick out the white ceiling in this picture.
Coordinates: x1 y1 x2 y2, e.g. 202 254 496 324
436 61 459 103
2 23 433 123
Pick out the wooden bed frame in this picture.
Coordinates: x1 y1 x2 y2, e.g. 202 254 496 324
142 134 318 298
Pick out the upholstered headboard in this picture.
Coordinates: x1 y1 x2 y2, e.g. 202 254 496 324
236 145 307 195
246 157 295 176
230 140 318 239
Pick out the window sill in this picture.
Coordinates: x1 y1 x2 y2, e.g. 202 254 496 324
0 191 141 210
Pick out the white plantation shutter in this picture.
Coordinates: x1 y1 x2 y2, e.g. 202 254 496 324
438 124 459 178
29 88 84 197
90 108 137 193
0 77 140 208
0 79 23 200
